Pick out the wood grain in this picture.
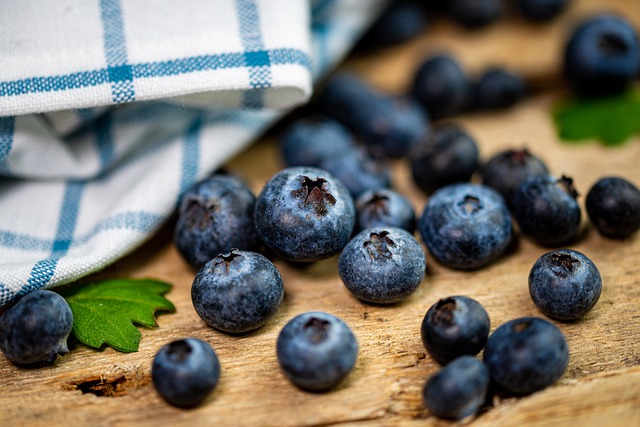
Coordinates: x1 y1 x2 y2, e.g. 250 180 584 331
2 2 640 426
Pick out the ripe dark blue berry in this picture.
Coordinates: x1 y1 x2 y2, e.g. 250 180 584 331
564 15 640 96
254 166 355 261
320 148 391 198
421 296 490 365
418 183 512 270
410 124 479 195
191 249 284 333
280 115 355 167
586 176 640 239
529 249 602 321
516 0 568 22
481 148 549 209
513 175 581 246
0 290 73 365
355 189 416 234
411 55 472 119
174 174 259 268
277 312 358 392
152 338 220 407
423 356 490 420
484 317 569 395
473 68 526 110
448 0 502 29
357 0 427 50
338 227 426 304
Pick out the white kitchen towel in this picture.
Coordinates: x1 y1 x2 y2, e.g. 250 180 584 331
0 0 389 306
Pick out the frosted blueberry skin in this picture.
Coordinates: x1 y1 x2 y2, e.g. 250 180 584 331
174 174 259 268
277 312 358 392
152 338 220 407
338 227 426 304
472 68 526 110
411 55 472 119
481 148 549 209
516 0 567 22
0 290 73 366
513 175 581 246
254 166 355 261
564 15 640 96
410 124 479 196
421 296 490 365
355 189 416 234
418 183 512 270
449 0 502 29
484 317 569 395
191 249 284 333
320 148 391 198
280 116 355 167
529 249 602 321
423 356 490 420
586 176 640 239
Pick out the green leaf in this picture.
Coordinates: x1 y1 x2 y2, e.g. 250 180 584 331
60 279 176 353
553 90 640 146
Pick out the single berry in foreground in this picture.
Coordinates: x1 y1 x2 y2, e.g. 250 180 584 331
513 175 581 246
418 183 512 270
423 356 490 420
174 174 259 268
339 227 426 304
421 296 490 364
355 189 416 233
254 166 355 261
586 176 640 239
529 249 602 321
152 338 220 407
484 317 569 395
0 290 73 365
191 249 284 333
277 312 358 392
410 124 479 195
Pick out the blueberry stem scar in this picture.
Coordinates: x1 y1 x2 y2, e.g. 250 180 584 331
291 176 337 216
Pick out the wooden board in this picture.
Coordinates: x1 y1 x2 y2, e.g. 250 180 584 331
2 1 640 426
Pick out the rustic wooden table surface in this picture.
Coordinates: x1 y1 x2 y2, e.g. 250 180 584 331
2 1 640 426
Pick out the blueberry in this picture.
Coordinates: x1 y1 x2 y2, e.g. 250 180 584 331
254 166 355 261
411 55 472 119
472 68 526 110
421 296 490 365
357 0 427 50
586 176 640 239
513 175 581 246
0 290 73 365
529 249 602 321
319 148 391 198
564 15 640 96
423 356 490 420
338 227 426 304
191 249 284 333
448 0 502 29
277 312 358 391
410 124 479 195
318 74 429 158
174 174 259 268
355 189 416 234
484 317 569 395
280 115 355 167
152 338 220 407
516 0 568 22
418 183 512 270
481 148 549 209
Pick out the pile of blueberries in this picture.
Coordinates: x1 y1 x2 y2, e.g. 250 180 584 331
1 0 640 420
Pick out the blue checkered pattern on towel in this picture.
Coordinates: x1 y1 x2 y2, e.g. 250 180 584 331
0 0 389 307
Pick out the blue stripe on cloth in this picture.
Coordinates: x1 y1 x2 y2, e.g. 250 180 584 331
0 48 310 98
180 117 202 195
99 0 135 104
95 112 115 169
0 116 15 172
236 0 271 108
0 282 12 306
311 0 335 75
